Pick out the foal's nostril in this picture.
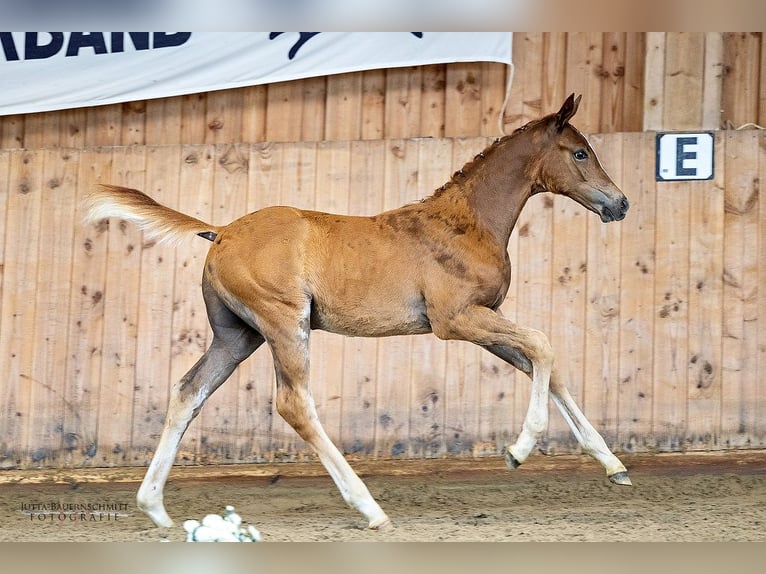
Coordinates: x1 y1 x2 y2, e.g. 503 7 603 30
620 196 629 213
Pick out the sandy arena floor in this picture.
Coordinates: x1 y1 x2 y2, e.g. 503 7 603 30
1 451 765 542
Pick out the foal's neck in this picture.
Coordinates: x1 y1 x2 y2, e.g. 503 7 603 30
429 135 535 247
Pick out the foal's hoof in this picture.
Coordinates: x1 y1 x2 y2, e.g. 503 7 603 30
369 517 394 531
608 471 633 486
503 448 521 470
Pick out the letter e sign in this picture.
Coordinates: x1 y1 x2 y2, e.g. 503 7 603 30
656 132 714 181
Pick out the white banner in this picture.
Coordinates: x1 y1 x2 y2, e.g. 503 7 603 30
0 32 512 116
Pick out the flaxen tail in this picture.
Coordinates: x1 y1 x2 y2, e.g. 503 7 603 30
83 185 220 245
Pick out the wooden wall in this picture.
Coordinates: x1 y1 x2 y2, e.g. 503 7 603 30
0 131 763 469
1 33 764 149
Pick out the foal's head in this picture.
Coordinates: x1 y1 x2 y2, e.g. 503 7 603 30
523 94 629 222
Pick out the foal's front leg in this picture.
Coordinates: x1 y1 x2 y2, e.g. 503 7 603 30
431 305 554 468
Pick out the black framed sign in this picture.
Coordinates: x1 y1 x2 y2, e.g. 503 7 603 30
655 132 715 182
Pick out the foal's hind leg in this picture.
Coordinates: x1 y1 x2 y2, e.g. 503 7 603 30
549 369 631 484
137 287 263 527
262 307 391 530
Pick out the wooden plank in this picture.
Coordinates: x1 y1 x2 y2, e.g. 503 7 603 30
265 80 306 142
599 32 626 132
62 149 112 467
197 144 250 463
130 146 181 465
22 112 59 149
721 131 760 447
172 145 217 465
519 33 545 125
325 73 362 141
622 33 646 131
643 32 667 131
540 33 567 125
420 64 447 138
26 149 79 467
374 139 418 458
722 33 762 129
241 86 268 142
340 140 386 455
0 115 24 148
686 134 725 451
180 94 208 144
144 98 183 145
702 33 724 130
652 152 691 451
445 63 485 138
59 108 87 149
96 146 146 466
757 132 766 446
564 33 604 132
299 77 327 141
617 133 657 452
761 36 766 126
204 89 244 144
664 33 705 130
360 70 386 140
0 150 44 468
85 104 123 147
582 134 624 449
499 34 527 132
384 67 423 139
121 101 146 145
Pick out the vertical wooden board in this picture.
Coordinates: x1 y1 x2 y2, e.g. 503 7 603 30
643 32 666 131
130 146 181 465
180 94 208 144
548 171 589 451
197 144 250 463
265 81 306 142
563 33 603 132
85 104 123 146
518 33 544 124
499 34 528 131
22 112 60 149
173 145 217 465
420 64 447 138
721 131 760 447
60 109 87 149
622 33 646 131
444 64 484 138
374 139 418 458
384 67 423 139
121 101 147 145
540 33 567 123
722 33 762 129
599 32 627 132
617 133 657 452
26 149 79 467
407 139 451 458
0 150 43 468
652 161 690 451
311 142 350 449
761 36 766 126
299 77 327 141
144 98 183 145
686 134 725 451
360 70 386 140
757 132 766 445
204 89 244 144
62 149 112 467
241 85 268 143
663 33 705 130
702 33 724 131
97 146 146 466
583 134 624 448
0 115 24 148
340 140 386 455
325 73 362 141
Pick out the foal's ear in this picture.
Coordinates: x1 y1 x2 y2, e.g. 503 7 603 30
554 93 582 131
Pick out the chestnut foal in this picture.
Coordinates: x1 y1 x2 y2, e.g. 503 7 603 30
85 94 631 531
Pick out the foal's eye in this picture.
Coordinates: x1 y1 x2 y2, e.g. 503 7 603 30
573 149 588 161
